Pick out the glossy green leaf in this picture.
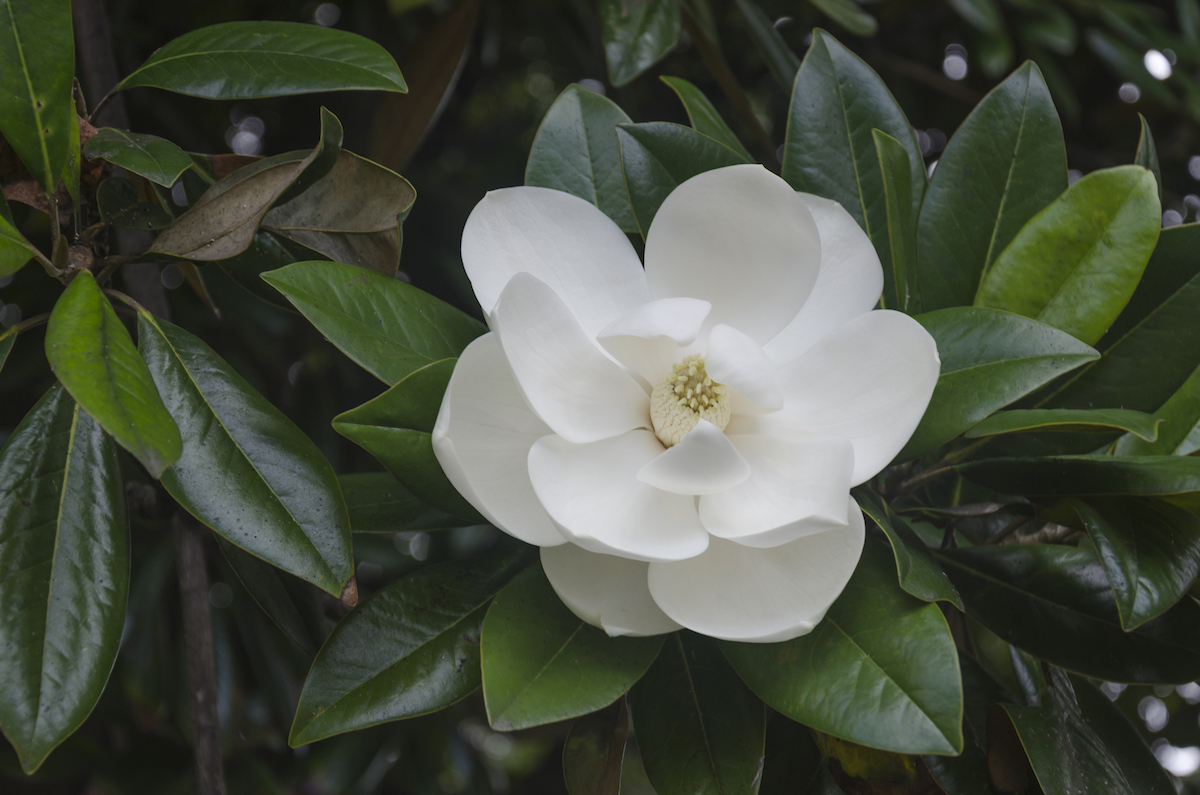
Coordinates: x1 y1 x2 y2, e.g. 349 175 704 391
150 107 343 261
217 537 326 655
525 83 637 233
262 260 485 385
290 550 528 745
959 454 1200 498
964 408 1162 440
1070 676 1175 795
917 62 1066 312
0 385 129 773
616 122 752 237
937 545 1200 683
137 312 353 595
948 0 1003 35
0 0 73 194
731 0 800 92
96 177 173 230
976 166 1160 345
0 213 39 277
782 30 924 310
1135 113 1162 202
1063 497 1200 630
339 472 469 533
0 330 14 375
760 715 845 795
630 633 765 795
1115 364 1200 455
215 230 302 308
45 271 181 478
481 565 665 731
660 76 753 160
83 129 193 188
853 488 962 608
600 0 681 87
262 151 415 277
116 21 406 98
723 542 963 755
900 307 1099 458
333 359 482 520
563 701 629 795
873 130 919 313
923 653 1012 795
806 0 877 37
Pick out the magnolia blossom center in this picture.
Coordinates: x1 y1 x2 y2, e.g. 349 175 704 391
649 354 730 447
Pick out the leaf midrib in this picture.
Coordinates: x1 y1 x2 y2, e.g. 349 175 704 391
491 622 585 725
3 1 53 190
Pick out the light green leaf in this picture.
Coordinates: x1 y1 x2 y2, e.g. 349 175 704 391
873 129 919 313
964 408 1162 440
116 21 406 99
659 76 753 160
0 213 39 277
600 0 681 87
45 271 181 477
0 385 128 773
84 128 193 188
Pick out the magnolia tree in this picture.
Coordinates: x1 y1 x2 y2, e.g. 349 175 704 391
2 0 1199 794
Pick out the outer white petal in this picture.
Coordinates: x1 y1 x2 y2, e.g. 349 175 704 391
636 419 750 495
765 193 884 363
528 431 710 562
598 298 711 385
643 164 821 344
728 310 939 485
492 273 650 444
432 334 565 547
698 436 853 548
704 324 784 411
541 545 683 637
461 186 651 336
647 498 865 643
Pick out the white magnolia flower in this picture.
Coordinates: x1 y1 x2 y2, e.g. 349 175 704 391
433 164 939 643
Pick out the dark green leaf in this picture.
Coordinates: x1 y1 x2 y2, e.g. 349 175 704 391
0 330 13 375
217 537 326 655
138 312 354 595
900 307 1099 458
83 129 193 188
525 83 637 233
333 359 483 520
45 270 181 477
853 488 962 608
1063 497 1200 630
261 151 415 277
630 633 765 795
959 454 1200 498
660 76 753 160
562 701 629 795
873 129 919 313
1135 113 1162 202
723 542 963 755
481 565 664 731
116 21 406 98
782 30 924 310
917 62 1066 312
948 0 1003 35
731 0 800 92
924 653 1011 795
616 122 752 237
600 0 681 87
340 472 470 533
0 385 129 773
289 550 528 745
96 177 173 230
150 107 343 261
1070 676 1175 795
0 0 73 194
806 0 878 37
0 213 38 277
215 230 302 309
937 544 1200 683
1086 29 1176 107
976 166 1160 345
262 260 485 386
760 714 845 795
964 408 1162 440
1114 364 1200 455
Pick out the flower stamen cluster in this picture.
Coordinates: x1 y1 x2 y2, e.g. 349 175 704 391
650 355 730 447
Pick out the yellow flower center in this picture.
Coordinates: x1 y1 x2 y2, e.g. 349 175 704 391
649 354 730 447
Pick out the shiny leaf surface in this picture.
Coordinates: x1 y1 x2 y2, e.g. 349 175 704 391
873 129 919 313
853 488 962 608
83 128 193 188
340 473 469 533
923 653 1011 795
659 76 752 160
959 454 1200 498
600 0 681 87
964 408 1162 440
1071 676 1175 795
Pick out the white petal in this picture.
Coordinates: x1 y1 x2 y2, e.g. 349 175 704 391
636 419 751 495
432 334 565 547
704 324 784 411
698 436 853 548
492 273 650 444
598 298 711 385
647 498 865 643
462 186 651 336
643 164 821 344
541 545 683 637
528 431 710 562
765 193 884 363
730 311 939 485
